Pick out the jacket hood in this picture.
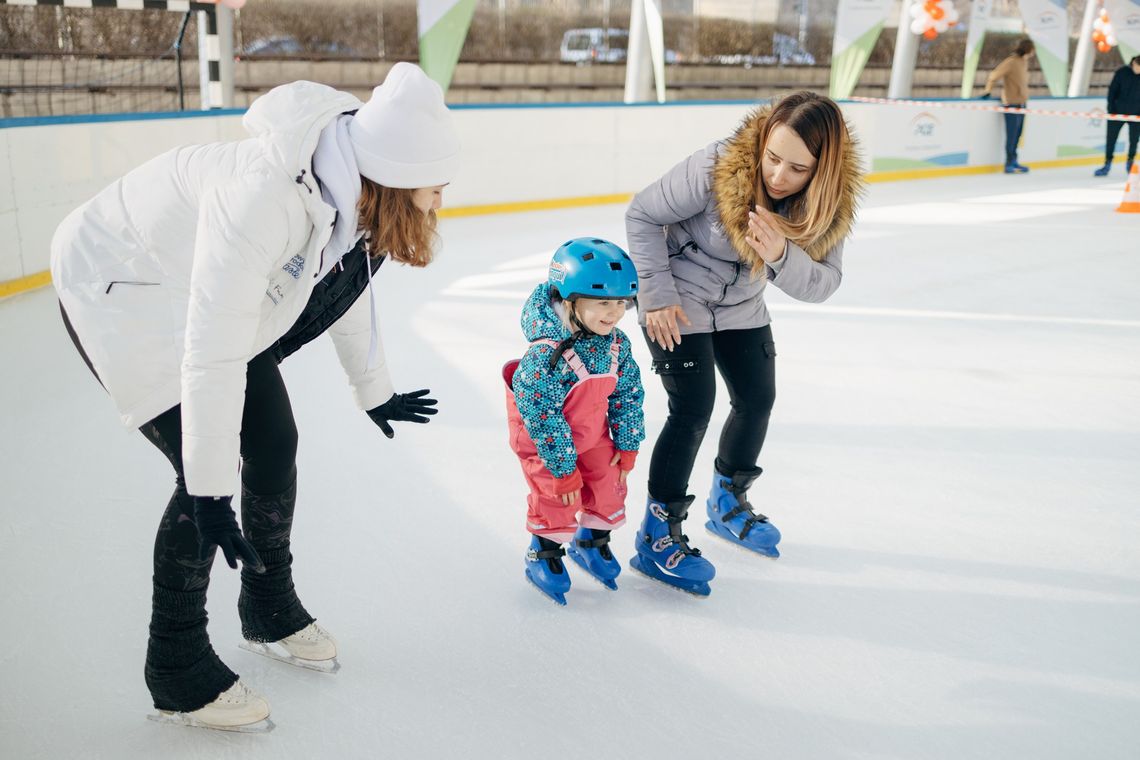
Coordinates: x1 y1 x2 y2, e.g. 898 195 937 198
243 80 363 179
711 102 864 264
520 283 573 343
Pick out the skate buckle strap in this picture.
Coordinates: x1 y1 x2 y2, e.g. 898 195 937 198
527 546 566 561
575 534 610 549
722 500 770 540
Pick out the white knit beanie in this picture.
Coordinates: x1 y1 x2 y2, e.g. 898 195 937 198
348 62 460 189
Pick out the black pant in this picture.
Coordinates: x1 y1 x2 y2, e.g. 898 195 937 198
1104 119 1140 164
61 305 308 710
139 350 299 592
1004 107 1026 166
643 325 777 502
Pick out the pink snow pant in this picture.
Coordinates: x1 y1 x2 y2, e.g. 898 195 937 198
503 358 628 545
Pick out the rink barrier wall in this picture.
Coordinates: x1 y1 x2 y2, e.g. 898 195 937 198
0 96 1114 299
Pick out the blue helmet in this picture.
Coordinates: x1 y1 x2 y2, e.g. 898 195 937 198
547 238 638 301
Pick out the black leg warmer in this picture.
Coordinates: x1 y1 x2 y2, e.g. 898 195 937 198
144 585 238 712
238 481 314 643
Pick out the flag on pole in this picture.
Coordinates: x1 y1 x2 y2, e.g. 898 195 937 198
830 0 893 100
961 0 993 98
1105 0 1140 61
1019 0 1069 97
418 0 477 93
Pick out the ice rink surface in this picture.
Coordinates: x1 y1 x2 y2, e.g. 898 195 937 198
2 166 1138 759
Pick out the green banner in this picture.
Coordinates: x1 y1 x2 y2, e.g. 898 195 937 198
418 0 477 93
829 0 892 100
961 0 992 98
831 21 886 100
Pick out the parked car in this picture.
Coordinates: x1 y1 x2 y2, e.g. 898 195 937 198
771 33 815 65
241 35 360 58
560 28 679 65
560 28 629 63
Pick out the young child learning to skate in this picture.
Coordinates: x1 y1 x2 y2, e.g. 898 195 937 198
503 238 645 605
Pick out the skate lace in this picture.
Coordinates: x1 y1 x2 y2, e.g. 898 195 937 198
216 681 253 705
285 623 328 645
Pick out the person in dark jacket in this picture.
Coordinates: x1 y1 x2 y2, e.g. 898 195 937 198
623 91 864 595
1094 55 1140 177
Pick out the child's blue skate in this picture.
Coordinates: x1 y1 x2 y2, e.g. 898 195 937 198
566 527 620 590
629 497 716 597
705 466 781 558
525 536 571 606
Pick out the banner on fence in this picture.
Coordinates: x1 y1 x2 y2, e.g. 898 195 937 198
830 0 893 100
1019 0 1069 96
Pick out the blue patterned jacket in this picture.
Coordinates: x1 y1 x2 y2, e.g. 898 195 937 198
511 283 645 478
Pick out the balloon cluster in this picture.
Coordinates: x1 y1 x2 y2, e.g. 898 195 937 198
910 0 960 41
1093 6 1116 54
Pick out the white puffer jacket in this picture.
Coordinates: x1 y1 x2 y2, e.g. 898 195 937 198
51 81 395 497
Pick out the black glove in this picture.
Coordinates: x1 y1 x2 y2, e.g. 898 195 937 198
366 389 438 438
979 92 992 100
192 496 265 572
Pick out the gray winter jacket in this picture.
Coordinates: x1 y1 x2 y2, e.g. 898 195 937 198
625 104 863 334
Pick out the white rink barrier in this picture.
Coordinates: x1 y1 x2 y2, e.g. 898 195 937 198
0 96 1114 292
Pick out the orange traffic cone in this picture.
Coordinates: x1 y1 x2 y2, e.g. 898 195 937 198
1117 162 1140 213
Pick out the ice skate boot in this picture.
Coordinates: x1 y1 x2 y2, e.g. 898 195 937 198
1094 161 1111 177
706 465 781 558
629 497 716 597
566 527 621 590
240 622 340 673
148 680 273 733
525 535 571 606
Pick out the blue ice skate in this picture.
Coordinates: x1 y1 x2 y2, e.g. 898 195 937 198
705 466 781 558
525 536 571 606
566 527 621 590
629 497 716 597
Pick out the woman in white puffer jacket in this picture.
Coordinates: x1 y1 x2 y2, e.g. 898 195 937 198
51 63 459 731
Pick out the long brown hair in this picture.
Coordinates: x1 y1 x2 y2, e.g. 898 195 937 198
754 91 851 251
357 178 438 267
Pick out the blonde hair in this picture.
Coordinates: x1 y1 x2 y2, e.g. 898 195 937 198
755 91 851 252
357 178 438 267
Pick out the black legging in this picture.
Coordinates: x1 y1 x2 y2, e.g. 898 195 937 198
643 325 777 502
1105 119 1140 164
139 350 299 591
61 304 311 710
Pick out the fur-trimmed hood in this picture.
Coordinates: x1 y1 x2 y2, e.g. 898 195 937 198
711 103 865 264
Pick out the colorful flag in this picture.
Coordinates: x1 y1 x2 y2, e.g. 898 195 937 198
1019 0 1069 97
830 0 893 100
418 0 477 93
961 0 993 98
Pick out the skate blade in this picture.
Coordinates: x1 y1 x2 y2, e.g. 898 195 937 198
566 548 620 591
239 640 341 674
628 554 711 597
524 570 568 606
147 710 275 733
705 521 780 559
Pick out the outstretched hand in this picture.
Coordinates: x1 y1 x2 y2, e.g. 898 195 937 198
645 305 691 351
193 496 265 573
367 389 439 438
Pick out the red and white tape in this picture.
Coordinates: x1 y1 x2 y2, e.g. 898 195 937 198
850 96 1140 123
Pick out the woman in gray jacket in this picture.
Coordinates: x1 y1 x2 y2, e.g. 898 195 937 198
624 91 863 595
